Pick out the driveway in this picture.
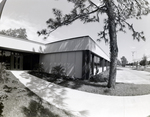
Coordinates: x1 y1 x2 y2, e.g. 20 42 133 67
11 69 150 117
117 67 150 84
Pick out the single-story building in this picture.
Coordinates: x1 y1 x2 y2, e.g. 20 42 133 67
0 34 110 79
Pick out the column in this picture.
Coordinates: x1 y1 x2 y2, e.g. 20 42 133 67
101 58 105 72
82 50 91 80
91 54 94 75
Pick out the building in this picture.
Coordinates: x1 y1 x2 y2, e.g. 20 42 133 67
0 34 110 79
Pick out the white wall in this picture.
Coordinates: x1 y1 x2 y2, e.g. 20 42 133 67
40 51 83 78
0 35 45 53
45 36 109 61
45 36 89 53
89 39 110 61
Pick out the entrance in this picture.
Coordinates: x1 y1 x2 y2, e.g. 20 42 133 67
0 49 39 70
13 55 23 70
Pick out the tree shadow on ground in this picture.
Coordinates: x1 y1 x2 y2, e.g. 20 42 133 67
22 88 74 117
57 80 107 89
20 72 67 107
114 82 150 96
22 99 59 117
19 71 88 117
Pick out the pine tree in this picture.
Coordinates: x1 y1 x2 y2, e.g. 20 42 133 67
38 0 150 88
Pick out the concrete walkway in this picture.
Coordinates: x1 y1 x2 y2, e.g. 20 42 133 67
11 69 150 117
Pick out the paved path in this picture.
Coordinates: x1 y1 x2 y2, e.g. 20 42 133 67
11 68 150 117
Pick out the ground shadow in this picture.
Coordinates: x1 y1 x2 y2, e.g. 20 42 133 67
20 72 66 107
132 68 143 71
19 71 88 117
114 82 150 96
57 79 107 89
22 99 59 117
23 87 74 117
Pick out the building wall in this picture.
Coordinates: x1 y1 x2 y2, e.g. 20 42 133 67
44 36 109 61
0 35 109 61
88 38 109 61
40 51 83 78
44 36 89 53
0 35 110 78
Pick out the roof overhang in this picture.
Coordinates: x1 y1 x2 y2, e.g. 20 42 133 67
0 35 110 61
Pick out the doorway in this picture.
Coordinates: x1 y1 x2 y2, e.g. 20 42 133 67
11 53 23 70
13 55 22 69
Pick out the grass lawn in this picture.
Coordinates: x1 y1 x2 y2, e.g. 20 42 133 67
29 71 150 96
0 71 75 117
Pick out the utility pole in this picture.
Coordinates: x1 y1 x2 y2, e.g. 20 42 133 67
132 51 136 68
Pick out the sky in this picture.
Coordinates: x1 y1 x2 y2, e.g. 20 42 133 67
0 0 150 62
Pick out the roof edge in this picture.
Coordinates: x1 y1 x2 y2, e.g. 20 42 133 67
88 36 110 58
45 35 90 45
0 34 45 45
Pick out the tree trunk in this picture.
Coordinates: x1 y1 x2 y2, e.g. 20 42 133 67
106 0 118 88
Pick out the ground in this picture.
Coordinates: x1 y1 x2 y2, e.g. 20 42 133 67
0 71 75 117
1 67 150 117
10 69 150 117
29 67 150 96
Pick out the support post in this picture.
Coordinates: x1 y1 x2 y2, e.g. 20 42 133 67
102 58 105 72
82 50 91 80
91 54 94 75
106 60 108 70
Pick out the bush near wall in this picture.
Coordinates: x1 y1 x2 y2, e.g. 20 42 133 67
0 63 6 83
51 65 66 79
89 70 109 82
33 63 44 72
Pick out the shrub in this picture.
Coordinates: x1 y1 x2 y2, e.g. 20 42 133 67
89 70 109 82
33 63 44 72
0 63 6 83
0 102 4 117
51 65 65 78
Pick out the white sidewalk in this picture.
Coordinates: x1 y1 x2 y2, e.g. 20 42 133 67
11 70 150 117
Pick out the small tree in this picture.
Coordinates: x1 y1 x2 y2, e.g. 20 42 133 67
0 28 28 39
121 56 128 67
117 59 121 66
140 55 148 67
38 0 150 88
